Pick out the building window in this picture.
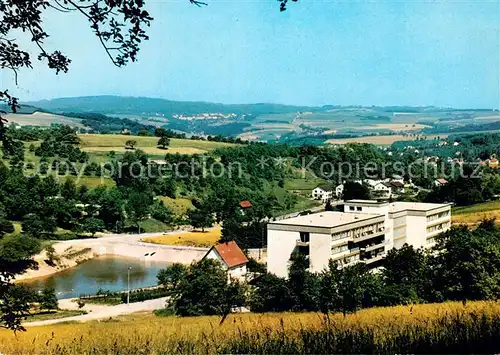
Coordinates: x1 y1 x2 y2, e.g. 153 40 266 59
299 232 310 243
349 206 355 211
332 244 349 254
356 206 362 211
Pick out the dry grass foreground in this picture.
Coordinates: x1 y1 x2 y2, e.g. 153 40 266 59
78 134 235 156
0 301 498 354
142 227 222 247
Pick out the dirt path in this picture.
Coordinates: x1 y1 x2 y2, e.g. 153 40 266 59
24 297 169 327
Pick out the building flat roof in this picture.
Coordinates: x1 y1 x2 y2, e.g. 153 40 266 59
388 202 451 213
269 211 381 228
345 199 389 206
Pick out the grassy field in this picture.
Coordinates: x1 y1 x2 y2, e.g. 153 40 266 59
285 177 325 191
452 201 500 225
78 134 235 156
5 112 84 128
371 123 431 131
326 134 447 146
137 218 171 233
142 227 221 247
0 301 498 354
159 196 194 218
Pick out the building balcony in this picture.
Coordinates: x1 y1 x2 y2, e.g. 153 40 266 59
363 253 385 264
355 228 386 242
330 247 360 261
331 235 353 247
362 240 388 253
426 215 451 228
426 225 450 238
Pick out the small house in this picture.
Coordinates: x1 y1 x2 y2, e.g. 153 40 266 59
372 181 392 197
434 178 448 187
312 184 334 201
239 200 253 209
203 241 249 280
385 180 405 195
335 184 344 198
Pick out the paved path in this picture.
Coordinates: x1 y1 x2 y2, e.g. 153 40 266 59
24 297 169 327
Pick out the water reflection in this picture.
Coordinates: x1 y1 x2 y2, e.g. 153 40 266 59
23 256 170 299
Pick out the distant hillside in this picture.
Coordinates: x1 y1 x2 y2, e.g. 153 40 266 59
3 112 84 128
26 96 320 116
19 96 499 143
0 104 44 114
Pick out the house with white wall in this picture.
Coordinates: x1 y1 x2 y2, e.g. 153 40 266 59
371 181 392 198
312 184 334 201
203 241 248 280
335 184 344 198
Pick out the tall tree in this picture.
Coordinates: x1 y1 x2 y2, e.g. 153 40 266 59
248 273 294 312
0 207 14 238
187 207 213 232
169 259 245 318
382 244 430 304
342 181 371 200
288 251 320 311
157 136 171 149
125 192 152 233
431 222 500 303
0 234 41 331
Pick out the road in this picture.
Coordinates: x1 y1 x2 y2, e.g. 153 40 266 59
24 297 169 327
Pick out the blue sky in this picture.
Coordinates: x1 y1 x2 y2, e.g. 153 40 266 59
3 0 499 108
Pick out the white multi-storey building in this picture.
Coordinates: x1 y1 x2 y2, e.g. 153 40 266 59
343 200 452 248
267 211 387 278
267 200 451 278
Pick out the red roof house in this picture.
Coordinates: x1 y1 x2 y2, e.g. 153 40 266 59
239 200 253 209
203 241 249 279
434 178 448 187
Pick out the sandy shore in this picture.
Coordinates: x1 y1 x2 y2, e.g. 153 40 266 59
15 243 97 282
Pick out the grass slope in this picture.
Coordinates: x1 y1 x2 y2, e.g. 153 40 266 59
1 301 498 354
452 200 500 225
159 196 194 218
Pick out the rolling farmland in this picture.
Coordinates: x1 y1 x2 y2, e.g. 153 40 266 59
78 134 236 156
326 134 448 145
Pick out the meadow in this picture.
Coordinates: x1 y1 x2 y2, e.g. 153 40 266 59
159 196 194 218
0 301 499 354
142 227 221 247
452 200 500 225
78 134 235 156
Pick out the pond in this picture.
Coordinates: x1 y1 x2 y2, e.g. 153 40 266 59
24 256 170 299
